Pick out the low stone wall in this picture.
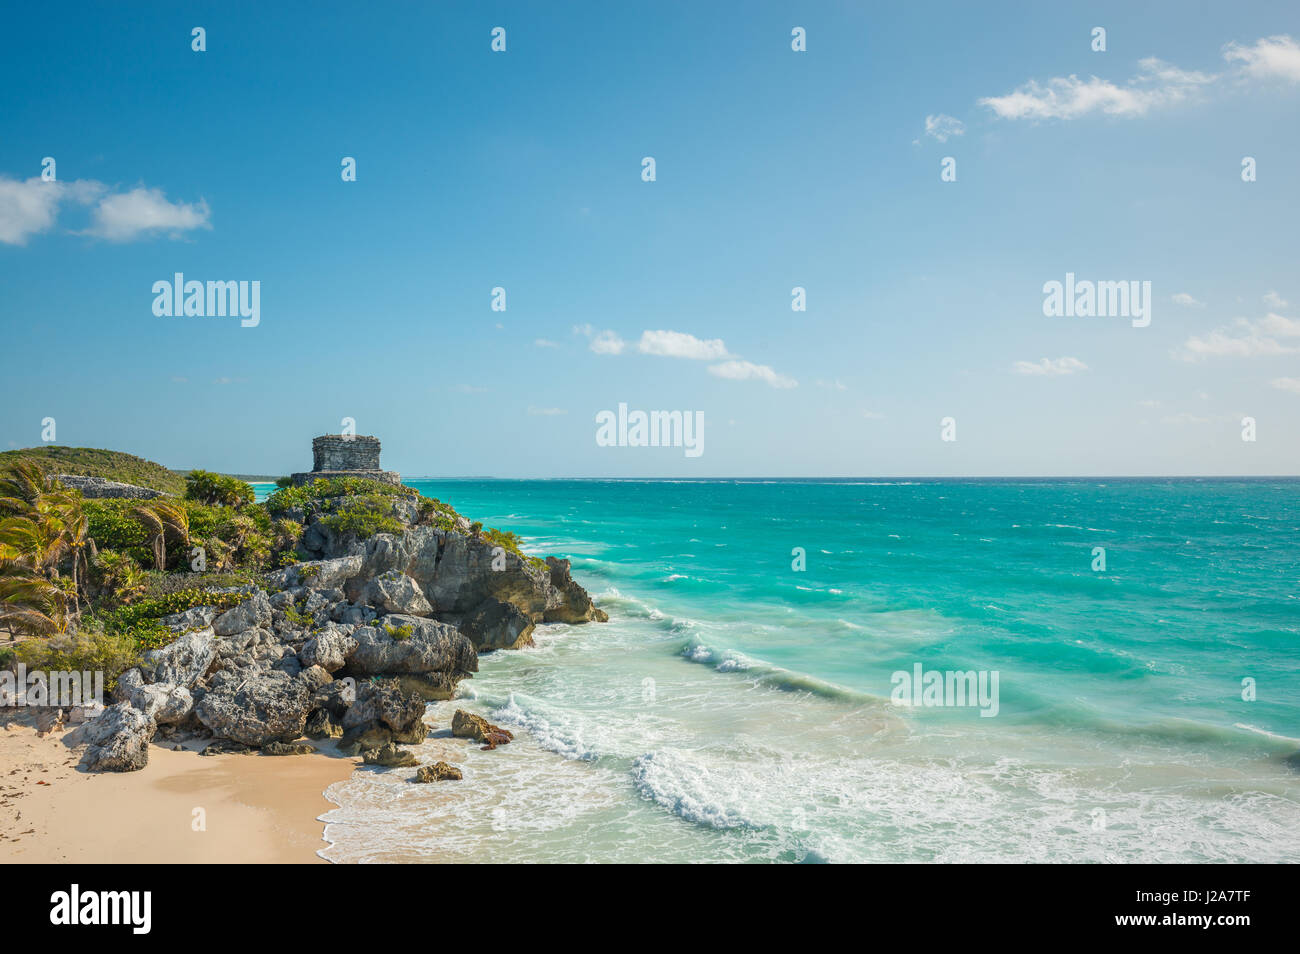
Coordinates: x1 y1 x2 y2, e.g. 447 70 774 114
290 469 403 487
56 475 167 499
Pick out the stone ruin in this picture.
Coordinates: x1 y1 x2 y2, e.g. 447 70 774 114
290 434 401 486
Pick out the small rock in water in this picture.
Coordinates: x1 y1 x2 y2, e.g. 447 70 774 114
361 741 418 767
414 761 462 782
451 709 513 750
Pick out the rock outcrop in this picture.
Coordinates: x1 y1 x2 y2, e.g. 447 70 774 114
65 702 153 772
451 708 514 750
414 761 462 782
67 476 606 772
55 475 167 499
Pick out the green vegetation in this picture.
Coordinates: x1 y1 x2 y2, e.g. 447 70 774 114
283 601 317 630
0 446 186 495
184 469 255 507
264 476 416 515
14 625 140 692
0 461 90 635
383 622 414 640
1 448 549 687
320 496 405 539
483 526 547 569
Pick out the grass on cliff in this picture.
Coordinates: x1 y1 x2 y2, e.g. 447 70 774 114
0 446 187 494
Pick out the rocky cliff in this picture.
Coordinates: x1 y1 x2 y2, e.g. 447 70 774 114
63 493 606 773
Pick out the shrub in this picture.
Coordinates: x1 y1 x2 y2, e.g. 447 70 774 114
265 477 415 515
319 496 404 540
185 470 255 508
15 625 140 691
383 622 413 641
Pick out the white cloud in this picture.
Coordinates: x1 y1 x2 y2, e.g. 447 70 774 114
861 409 886 419
979 57 1216 120
979 37 1300 123
533 338 559 348
815 378 847 391
573 324 627 355
637 329 730 360
1271 377 1300 394
707 360 797 389
1176 313 1300 360
1223 35 1300 82
527 406 567 416
923 114 965 142
1172 292 1204 307
0 176 103 245
1013 356 1089 376
0 175 210 244
84 186 210 241
1263 290 1288 308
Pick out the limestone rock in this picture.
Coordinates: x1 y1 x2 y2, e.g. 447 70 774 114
362 570 433 617
543 557 610 623
159 605 217 632
347 615 477 677
263 740 315 756
128 682 194 726
305 709 343 739
341 679 427 748
414 761 462 782
461 597 534 651
299 623 358 673
451 709 513 750
212 591 272 637
194 669 312 746
361 741 418 767
139 627 216 687
67 701 153 772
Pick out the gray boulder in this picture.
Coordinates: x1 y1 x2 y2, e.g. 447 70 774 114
348 615 477 677
461 597 534 651
263 555 364 591
341 679 427 748
362 570 433 617
159 605 217 632
194 669 312 746
212 591 272 637
67 702 153 772
128 683 194 725
299 623 358 672
139 628 216 686
362 741 418 767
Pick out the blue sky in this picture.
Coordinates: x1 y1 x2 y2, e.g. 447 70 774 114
2 1 1298 477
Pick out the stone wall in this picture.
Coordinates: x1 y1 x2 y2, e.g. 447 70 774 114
291 434 400 486
57 475 167 499
312 435 382 472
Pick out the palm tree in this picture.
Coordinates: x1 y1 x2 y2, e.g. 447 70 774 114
130 500 190 571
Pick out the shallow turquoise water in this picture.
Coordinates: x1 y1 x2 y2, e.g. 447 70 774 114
315 479 1300 863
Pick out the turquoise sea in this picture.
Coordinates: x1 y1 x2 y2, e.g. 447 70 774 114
257 479 1300 863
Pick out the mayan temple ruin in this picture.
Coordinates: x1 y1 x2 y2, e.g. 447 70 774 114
290 434 401 486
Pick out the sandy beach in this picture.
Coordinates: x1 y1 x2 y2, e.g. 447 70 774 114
0 712 353 864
